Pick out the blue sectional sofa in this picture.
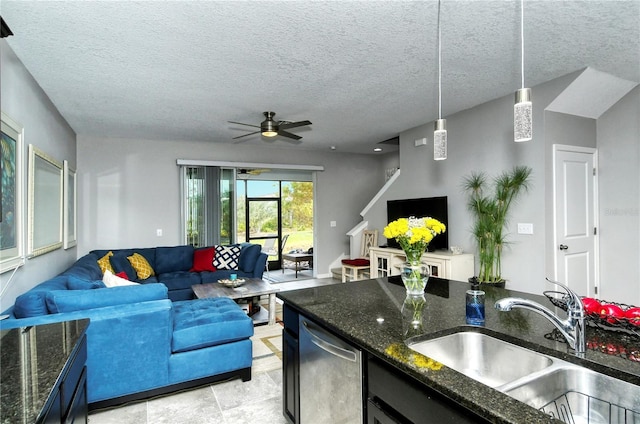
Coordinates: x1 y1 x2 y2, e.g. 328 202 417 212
91 243 268 301
0 244 268 409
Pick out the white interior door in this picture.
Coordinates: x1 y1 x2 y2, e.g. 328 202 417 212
553 145 598 297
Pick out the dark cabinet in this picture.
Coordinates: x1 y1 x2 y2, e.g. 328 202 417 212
1 320 89 424
367 399 403 424
367 356 487 424
40 333 88 424
280 301 486 424
282 304 299 424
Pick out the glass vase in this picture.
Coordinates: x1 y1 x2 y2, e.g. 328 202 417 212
402 294 427 338
400 261 430 295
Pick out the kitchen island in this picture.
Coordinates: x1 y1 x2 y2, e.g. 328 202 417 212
277 277 640 423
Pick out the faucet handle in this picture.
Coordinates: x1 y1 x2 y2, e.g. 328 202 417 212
546 277 584 312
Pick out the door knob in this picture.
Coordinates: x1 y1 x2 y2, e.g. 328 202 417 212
559 244 568 251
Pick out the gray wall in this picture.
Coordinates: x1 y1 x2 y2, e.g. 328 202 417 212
597 86 640 303
363 74 640 301
363 72 585 295
0 41 77 310
77 136 386 277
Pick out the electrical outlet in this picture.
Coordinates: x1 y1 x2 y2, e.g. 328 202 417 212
330 221 337 227
156 229 163 237
517 223 533 234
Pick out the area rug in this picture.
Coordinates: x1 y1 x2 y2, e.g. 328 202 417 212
251 324 283 373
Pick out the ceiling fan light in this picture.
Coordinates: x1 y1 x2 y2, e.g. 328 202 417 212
261 111 279 137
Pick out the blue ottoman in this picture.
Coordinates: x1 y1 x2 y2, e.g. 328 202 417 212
171 297 253 353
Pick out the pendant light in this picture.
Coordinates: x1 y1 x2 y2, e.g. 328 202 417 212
514 0 532 142
434 0 447 160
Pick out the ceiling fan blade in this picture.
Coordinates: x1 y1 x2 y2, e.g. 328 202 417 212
228 121 260 129
233 130 260 140
279 120 312 130
278 130 302 141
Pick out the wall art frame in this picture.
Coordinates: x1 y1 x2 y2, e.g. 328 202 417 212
28 144 63 257
63 160 77 249
0 112 24 273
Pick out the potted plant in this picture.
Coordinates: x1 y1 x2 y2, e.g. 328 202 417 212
463 165 532 286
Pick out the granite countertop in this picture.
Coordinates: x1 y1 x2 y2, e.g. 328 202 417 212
277 277 640 424
1 319 89 424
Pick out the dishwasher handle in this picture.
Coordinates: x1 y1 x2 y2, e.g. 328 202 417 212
301 320 357 362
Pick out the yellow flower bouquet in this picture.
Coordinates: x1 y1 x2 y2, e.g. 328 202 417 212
383 217 446 262
384 217 446 294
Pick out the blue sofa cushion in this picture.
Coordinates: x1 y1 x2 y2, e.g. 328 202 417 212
171 298 253 353
13 276 69 318
239 244 261 273
157 271 200 291
46 284 168 314
62 253 103 280
67 275 105 290
155 245 194 274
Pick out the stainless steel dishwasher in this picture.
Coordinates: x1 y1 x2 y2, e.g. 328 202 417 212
299 315 363 423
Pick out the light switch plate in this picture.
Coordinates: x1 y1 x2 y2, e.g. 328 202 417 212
517 223 533 234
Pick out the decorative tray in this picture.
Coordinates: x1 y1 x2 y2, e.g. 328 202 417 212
218 278 245 288
544 291 640 337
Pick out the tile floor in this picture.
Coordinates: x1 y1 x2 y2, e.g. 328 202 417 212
88 369 286 424
88 277 340 424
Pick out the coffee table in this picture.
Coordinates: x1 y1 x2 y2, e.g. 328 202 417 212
282 253 313 278
192 278 279 325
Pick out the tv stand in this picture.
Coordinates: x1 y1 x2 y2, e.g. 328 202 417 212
369 247 473 281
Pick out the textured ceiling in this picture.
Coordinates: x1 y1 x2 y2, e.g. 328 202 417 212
2 1 639 154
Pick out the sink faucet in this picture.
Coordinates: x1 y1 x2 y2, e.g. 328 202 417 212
495 278 586 354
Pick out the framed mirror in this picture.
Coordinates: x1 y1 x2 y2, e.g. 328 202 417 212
63 160 77 249
28 144 63 257
1 112 24 273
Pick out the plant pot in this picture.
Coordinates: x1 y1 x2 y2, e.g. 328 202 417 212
468 276 505 289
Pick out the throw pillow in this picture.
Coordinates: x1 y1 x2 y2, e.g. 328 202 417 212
97 251 115 274
103 270 140 288
127 253 155 280
110 252 137 280
212 245 241 270
190 247 217 272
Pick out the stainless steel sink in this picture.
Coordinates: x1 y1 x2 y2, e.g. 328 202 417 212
502 365 640 424
407 332 553 387
408 331 640 423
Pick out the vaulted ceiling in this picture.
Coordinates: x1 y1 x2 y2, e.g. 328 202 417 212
2 1 638 154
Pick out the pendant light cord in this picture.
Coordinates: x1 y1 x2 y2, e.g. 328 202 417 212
437 0 442 119
520 0 525 89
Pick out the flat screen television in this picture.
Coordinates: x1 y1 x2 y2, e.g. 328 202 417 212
386 196 449 251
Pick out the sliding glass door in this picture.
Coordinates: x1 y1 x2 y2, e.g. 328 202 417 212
182 166 314 273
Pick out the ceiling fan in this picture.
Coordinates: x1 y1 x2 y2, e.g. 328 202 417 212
229 111 312 142
238 168 270 176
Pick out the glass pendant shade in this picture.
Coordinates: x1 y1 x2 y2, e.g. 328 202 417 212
514 88 532 142
434 119 447 161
